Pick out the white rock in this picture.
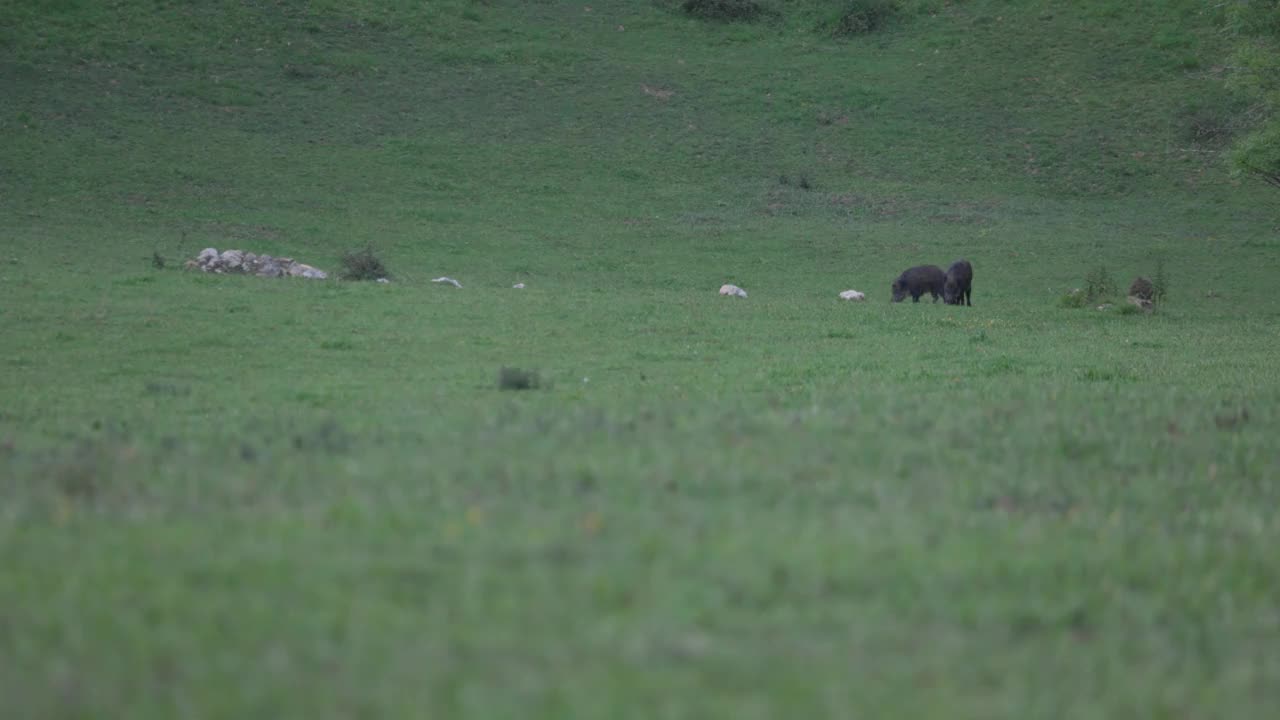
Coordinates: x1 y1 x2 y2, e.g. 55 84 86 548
512 283 525 289
219 250 244 270
188 248 327 280
376 277 390 284
255 258 285 278
431 277 463 288
719 284 747 298
288 263 328 280
839 289 867 301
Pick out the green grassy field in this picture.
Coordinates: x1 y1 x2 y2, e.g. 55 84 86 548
3 0 1279 717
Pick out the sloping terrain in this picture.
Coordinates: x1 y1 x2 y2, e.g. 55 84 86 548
2 2 1278 718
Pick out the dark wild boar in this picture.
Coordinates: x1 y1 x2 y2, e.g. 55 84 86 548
943 259 973 306
891 264 947 303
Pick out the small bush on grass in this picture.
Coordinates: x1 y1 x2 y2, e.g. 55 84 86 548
1152 257 1169 304
681 0 765 22
1084 264 1118 302
830 0 898 36
1059 288 1089 308
498 367 542 391
339 245 390 281
1062 264 1124 309
1129 276 1155 301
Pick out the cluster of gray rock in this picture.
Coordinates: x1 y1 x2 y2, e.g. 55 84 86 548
184 248 328 279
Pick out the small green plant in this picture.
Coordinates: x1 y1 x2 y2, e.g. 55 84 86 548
1152 257 1169 304
1059 288 1089 308
1084 265 1117 302
339 245 390 281
151 250 165 269
1116 303 1141 316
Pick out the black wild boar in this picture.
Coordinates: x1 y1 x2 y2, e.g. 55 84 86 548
891 264 947 303
943 260 973 306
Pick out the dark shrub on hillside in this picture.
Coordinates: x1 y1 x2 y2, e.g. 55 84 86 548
832 0 897 36
498 367 542 391
1129 276 1155 301
682 0 764 22
339 245 389 281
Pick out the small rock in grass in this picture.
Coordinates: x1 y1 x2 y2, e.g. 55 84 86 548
432 276 463 288
1127 295 1154 312
288 263 328 280
719 283 747 298
839 289 866 301
513 283 525 289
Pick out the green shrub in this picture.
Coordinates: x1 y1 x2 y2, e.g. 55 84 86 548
831 0 898 36
339 245 390 281
1152 257 1169 304
1084 265 1117 302
1059 288 1088 309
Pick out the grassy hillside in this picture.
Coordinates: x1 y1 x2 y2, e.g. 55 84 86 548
2 1 1279 718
